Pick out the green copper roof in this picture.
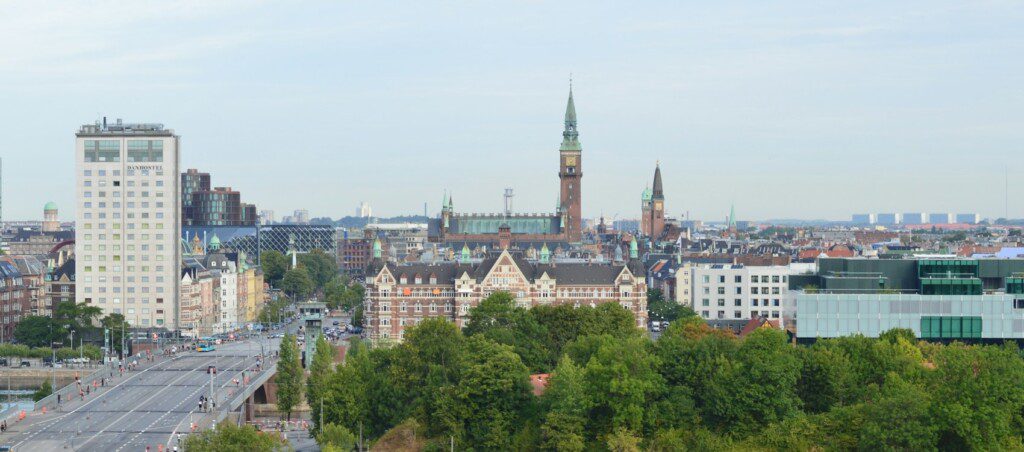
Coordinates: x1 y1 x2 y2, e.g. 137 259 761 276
641 186 652 202
209 234 221 250
44 201 57 211
372 238 382 258
560 86 581 151
629 237 639 259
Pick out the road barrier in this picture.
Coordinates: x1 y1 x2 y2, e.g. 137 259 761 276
33 362 115 412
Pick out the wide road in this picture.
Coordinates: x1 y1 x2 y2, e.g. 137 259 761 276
4 335 281 452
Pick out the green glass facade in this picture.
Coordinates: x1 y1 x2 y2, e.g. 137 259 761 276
920 278 983 295
918 259 979 278
1007 277 1024 294
920 316 982 339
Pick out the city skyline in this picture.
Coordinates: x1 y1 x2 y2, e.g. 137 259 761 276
1 1 1022 221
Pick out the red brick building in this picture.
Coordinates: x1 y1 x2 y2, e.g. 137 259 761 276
364 246 648 342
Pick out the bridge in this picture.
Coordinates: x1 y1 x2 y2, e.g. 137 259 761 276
1 335 284 451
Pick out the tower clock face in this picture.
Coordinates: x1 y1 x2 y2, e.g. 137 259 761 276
565 156 576 166
655 201 663 211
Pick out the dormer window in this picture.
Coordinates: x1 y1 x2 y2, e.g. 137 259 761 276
430 275 437 285
399 275 407 284
414 275 422 285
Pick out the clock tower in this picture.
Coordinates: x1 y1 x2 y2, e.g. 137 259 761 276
559 84 582 243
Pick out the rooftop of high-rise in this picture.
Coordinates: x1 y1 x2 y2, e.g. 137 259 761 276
77 117 172 136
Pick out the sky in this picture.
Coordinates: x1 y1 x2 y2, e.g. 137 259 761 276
0 1 1021 223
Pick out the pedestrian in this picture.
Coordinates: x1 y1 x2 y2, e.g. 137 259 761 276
57 394 61 404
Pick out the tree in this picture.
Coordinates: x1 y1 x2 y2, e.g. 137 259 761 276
52 301 103 340
276 333 303 421
14 316 54 348
308 334 336 433
317 423 357 450
858 374 938 450
182 421 288 451
458 335 533 449
100 313 131 355
702 328 801 434
298 248 338 291
464 292 551 372
581 335 663 437
281 266 314 300
260 250 288 287
32 379 52 402
647 288 696 324
541 355 591 451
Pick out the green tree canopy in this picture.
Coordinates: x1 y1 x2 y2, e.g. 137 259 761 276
298 248 338 291
14 316 55 348
281 266 314 300
182 421 289 451
308 334 336 434
276 333 304 420
260 250 288 287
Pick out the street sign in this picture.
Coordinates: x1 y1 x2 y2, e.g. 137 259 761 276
207 366 217 375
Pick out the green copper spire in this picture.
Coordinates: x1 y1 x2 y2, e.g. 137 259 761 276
629 236 639 259
460 243 471 262
209 233 221 251
540 243 551 264
442 191 448 211
372 238 382 259
641 185 652 202
729 204 736 228
560 80 581 152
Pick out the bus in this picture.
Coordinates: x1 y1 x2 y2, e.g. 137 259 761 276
196 338 216 353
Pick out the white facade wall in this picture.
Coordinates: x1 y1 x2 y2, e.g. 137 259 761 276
675 263 693 306
75 124 180 329
692 265 791 321
795 293 1024 339
218 263 238 332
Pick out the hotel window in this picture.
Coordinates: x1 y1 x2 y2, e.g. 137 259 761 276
84 140 120 162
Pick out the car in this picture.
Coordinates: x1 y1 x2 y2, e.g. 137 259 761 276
332 320 340 326
0 358 8 367
20 360 30 367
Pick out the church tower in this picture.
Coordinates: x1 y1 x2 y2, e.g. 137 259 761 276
641 164 666 239
559 83 582 243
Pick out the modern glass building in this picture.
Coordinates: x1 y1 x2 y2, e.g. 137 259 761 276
793 257 1024 341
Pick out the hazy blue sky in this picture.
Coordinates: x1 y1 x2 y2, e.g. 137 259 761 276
1 1 1021 222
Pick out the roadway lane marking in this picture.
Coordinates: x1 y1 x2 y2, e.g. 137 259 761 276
70 355 222 451
119 356 250 452
11 355 189 450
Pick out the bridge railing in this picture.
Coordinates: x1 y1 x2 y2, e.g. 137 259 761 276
212 357 279 425
33 363 116 412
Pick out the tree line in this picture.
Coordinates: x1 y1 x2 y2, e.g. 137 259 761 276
306 291 1024 451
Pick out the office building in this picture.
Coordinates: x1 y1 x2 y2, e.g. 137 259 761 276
259 210 275 225
956 213 980 224
356 202 373 218
902 213 926 225
792 257 1024 340
851 214 876 225
876 213 900 226
929 212 953 224
75 119 180 330
181 169 210 225
691 264 791 321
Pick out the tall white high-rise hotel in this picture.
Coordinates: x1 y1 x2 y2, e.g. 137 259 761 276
75 120 181 329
